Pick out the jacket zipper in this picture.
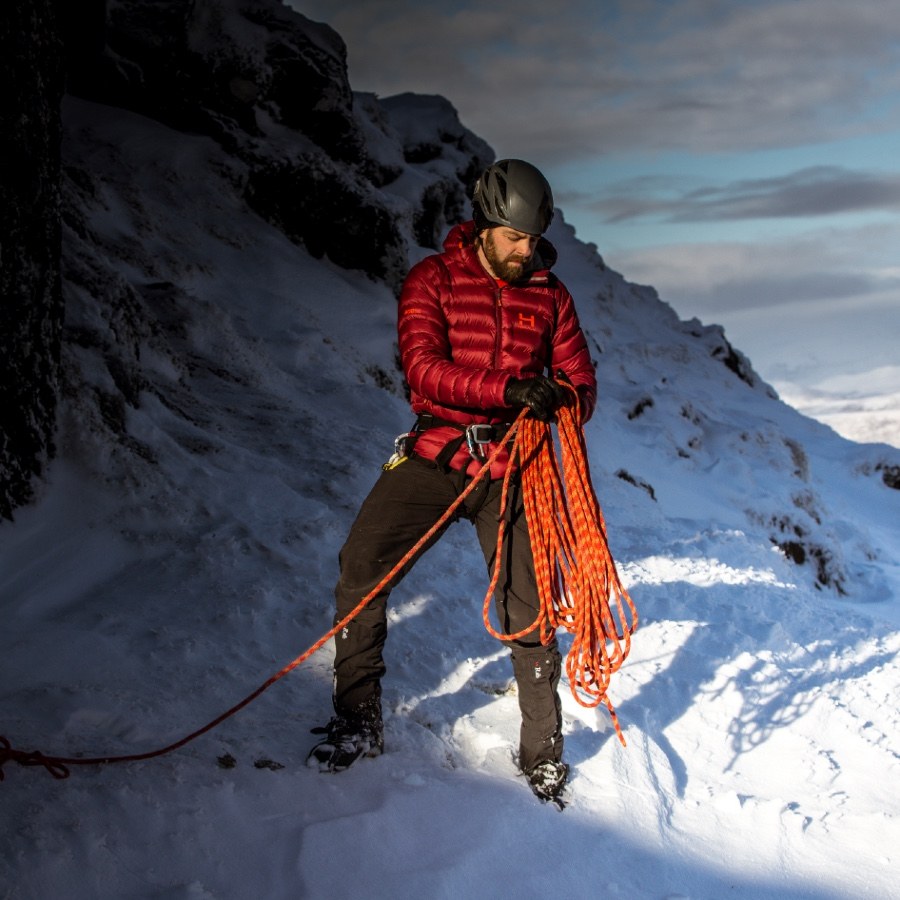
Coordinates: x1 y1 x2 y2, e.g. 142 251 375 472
494 285 503 363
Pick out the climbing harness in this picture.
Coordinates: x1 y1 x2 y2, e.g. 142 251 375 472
405 413 516 468
0 385 636 779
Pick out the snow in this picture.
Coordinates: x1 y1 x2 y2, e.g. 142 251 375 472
2 87 900 900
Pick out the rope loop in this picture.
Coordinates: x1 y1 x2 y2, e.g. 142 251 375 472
1 736 71 780
482 384 638 745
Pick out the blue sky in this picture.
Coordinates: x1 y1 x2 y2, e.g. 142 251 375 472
292 0 900 399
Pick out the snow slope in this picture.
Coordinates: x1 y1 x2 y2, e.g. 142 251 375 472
2 87 899 900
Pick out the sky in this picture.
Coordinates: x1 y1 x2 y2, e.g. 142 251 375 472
291 0 900 438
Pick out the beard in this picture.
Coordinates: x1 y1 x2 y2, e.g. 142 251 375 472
481 231 530 282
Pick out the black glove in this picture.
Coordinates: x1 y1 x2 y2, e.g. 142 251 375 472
504 376 568 422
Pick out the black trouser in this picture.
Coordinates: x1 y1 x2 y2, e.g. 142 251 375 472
332 455 563 771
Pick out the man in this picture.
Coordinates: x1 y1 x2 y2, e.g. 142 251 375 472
309 159 597 804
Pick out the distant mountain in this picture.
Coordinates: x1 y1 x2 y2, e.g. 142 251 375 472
775 368 900 448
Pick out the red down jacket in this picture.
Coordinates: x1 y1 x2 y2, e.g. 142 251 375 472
398 221 597 477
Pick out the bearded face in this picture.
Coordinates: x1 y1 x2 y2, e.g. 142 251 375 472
479 227 539 281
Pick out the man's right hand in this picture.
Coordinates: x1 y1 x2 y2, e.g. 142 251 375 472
504 376 568 422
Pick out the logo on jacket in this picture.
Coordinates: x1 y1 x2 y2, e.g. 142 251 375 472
517 312 537 329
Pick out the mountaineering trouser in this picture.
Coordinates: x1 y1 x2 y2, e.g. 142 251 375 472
332 454 563 768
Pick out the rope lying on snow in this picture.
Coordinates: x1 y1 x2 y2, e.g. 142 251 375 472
0 422 513 780
0 390 637 780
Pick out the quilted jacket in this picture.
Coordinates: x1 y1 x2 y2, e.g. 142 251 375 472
397 221 597 476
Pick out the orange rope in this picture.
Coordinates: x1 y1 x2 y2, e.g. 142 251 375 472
0 423 517 780
1 393 637 778
482 384 638 745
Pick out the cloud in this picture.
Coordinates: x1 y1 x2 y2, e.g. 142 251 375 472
608 222 900 313
293 0 900 163
774 370 900 446
606 222 900 386
582 166 900 222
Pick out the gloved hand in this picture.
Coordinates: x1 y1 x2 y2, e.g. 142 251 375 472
504 375 568 422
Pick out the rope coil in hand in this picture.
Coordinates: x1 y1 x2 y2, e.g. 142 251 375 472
482 383 638 745
0 387 636 779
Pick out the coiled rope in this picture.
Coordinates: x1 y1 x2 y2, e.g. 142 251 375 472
483 383 638 744
0 389 636 780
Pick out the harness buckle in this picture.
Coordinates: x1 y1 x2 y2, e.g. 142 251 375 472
465 423 495 459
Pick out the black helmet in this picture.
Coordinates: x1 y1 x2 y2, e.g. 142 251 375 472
472 159 554 235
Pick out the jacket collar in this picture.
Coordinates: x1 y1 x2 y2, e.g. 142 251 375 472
443 221 556 284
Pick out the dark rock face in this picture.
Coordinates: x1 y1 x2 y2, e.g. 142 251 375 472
62 0 414 291
1 0 490 517
879 464 900 490
0 0 66 518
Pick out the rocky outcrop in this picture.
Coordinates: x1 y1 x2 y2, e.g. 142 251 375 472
0 0 65 518
58 0 487 292
0 0 491 518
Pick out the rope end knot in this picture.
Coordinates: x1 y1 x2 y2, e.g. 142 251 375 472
1 736 71 780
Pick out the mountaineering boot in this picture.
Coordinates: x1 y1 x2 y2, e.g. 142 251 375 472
307 695 384 772
524 759 569 808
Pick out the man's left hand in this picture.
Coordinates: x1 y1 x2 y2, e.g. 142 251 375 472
504 375 569 422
